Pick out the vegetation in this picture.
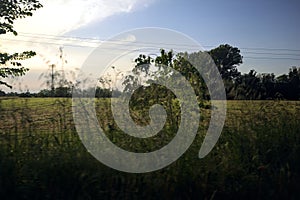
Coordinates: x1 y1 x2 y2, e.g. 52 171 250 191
0 2 299 199
0 98 299 199
0 0 42 88
126 46 300 101
1 44 299 101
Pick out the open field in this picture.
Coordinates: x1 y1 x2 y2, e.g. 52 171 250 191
0 98 299 199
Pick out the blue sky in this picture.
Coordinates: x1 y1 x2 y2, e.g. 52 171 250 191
2 0 300 92
69 0 300 74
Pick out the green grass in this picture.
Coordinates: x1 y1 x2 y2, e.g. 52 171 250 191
0 98 299 199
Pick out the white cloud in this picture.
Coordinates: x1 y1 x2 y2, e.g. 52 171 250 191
0 0 154 92
1 0 153 61
13 0 153 35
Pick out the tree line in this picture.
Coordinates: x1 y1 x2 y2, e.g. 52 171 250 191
118 45 300 101
0 44 299 100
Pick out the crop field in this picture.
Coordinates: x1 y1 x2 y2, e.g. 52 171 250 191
0 98 299 199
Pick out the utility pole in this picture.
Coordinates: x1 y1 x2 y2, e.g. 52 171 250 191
51 64 55 97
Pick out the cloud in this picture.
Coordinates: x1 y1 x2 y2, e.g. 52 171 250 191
0 0 154 91
1 0 153 64
13 0 154 35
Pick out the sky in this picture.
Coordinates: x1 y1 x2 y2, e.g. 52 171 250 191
1 0 300 92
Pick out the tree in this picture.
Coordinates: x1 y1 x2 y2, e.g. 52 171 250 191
284 67 300 100
0 0 42 35
260 73 276 99
233 70 262 100
208 44 242 81
230 67 300 100
0 51 36 88
0 0 43 88
122 49 210 107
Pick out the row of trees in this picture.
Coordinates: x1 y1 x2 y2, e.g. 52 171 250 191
228 67 300 100
0 44 299 100
121 45 300 101
207 44 300 100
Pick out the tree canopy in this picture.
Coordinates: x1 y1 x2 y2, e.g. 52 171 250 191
208 44 242 80
121 45 299 102
0 0 42 35
0 0 42 88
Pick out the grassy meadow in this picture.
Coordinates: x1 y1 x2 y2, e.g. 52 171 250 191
0 98 299 199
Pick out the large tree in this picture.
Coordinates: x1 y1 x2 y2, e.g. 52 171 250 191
208 44 242 81
0 0 43 88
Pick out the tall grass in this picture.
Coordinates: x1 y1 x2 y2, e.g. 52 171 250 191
0 98 299 199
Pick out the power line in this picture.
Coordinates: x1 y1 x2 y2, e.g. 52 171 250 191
1 37 205 52
241 47 300 52
2 36 300 62
245 57 300 61
1 38 97 48
17 32 300 52
243 52 300 56
19 32 102 42
17 32 202 49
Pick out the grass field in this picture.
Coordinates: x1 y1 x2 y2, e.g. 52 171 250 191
0 98 299 199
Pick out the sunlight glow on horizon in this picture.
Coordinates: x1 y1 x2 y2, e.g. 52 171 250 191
0 0 155 92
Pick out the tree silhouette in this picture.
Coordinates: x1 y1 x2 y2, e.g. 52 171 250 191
0 0 43 88
208 44 242 81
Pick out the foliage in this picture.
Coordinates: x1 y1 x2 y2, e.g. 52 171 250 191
0 98 299 199
0 0 43 35
123 49 211 112
121 47 299 102
0 51 35 88
0 0 42 88
208 44 242 81
232 67 300 100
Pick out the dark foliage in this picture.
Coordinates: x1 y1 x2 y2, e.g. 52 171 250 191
0 0 42 88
